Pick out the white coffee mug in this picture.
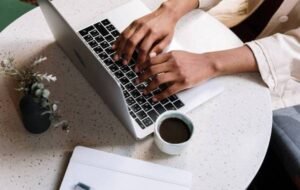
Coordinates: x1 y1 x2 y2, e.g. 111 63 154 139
154 111 194 155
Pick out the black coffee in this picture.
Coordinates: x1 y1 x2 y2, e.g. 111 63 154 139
159 118 191 144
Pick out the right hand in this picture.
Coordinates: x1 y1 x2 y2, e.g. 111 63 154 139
112 2 178 66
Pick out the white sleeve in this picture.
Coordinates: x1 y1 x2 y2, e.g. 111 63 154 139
198 0 221 10
246 27 300 108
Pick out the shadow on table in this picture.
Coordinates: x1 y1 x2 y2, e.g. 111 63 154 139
4 41 136 146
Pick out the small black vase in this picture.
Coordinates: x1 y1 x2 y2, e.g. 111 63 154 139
19 94 51 134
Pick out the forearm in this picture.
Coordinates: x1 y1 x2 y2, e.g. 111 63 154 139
161 0 199 21
207 46 259 76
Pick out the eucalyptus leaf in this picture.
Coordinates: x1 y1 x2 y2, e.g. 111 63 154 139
35 89 42 97
31 82 38 91
37 83 44 89
42 89 50 98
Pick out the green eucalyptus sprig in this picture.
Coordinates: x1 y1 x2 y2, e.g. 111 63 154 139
0 57 69 132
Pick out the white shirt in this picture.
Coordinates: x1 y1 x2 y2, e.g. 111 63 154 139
198 0 300 110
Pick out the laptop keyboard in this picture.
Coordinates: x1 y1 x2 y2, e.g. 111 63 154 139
79 19 185 129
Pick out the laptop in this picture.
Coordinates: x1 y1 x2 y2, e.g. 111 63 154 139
38 0 223 139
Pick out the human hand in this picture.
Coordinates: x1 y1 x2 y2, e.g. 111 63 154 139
112 0 199 65
112 3 177 65
135 51 219 101
135 46 259 102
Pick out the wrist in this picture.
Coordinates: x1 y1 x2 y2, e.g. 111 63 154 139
204 46 259 76
161 0 199 21
202 52 224 77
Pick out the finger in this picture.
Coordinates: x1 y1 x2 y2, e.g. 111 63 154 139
152 83 182 102
119 25 149 64
137 62 171 84
113 22 139 61
136 32 160 65
144 72 178 94
150 35 173 55
113 20 139 49
121 26 149 64
136 52 170 72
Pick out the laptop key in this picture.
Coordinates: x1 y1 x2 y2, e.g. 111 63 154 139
125 83 135 91
114 70 124 79
90 30 99 37
148 98 157 106
83 34 93 42
128 60 136 66
101 19 111 26
95 22 109 36
105 47 115 55
126 97 135 106
153 89 161 95
141 103 152 112
130 89 140 98
79 25 95 36
169 95 178 102
130 111 136 119
165 103 176 110
136 96 146 105
105 34 114 42
109 64 118 72
120 77 130 85
111 30 120 37
142 117 153 127
123 90 130 98
147 110 159 122
143 93 153 99
174 100 184 109
154 104 166 114
136 110 147 120
135 119 145 129
93 46 103 54
98 52 108 60
136 83 145 92
95 36 105 43
115 60 123 67
131 104 141 113
120 65 130 73
100 41 109 49
88 40 98 48
160 98 169 105
103 58 113 66
106 24 116 31
126 71 137 79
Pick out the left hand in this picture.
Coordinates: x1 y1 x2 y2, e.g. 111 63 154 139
135 50 219 101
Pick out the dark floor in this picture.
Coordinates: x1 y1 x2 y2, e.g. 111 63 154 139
247 147 298 190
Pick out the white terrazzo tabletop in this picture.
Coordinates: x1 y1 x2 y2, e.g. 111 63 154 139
0 0 272 189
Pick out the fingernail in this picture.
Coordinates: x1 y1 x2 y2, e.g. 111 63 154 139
114 54 119 61
143 90 148 95
135 79 139 84
112 44 116 49
150 52 157 58
152 97 158 102
123 59 128 65
134 67 139 73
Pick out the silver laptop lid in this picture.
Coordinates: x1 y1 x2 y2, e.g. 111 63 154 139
38 0 138 138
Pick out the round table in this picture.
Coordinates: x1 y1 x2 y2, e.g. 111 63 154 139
0 0 272 189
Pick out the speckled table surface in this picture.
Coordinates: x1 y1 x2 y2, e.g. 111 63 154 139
0 0 272 189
